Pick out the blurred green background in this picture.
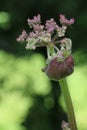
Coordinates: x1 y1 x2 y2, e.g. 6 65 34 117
0 0 87 130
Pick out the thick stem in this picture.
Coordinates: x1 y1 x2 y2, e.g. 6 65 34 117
59 78 77 130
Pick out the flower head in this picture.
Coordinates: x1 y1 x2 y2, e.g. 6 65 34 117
27 14 41 27
45 18 57 33
17 30 28 42
59 14 74 26
17 14 74 80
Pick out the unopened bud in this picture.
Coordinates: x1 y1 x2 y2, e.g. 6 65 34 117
43 55 74 81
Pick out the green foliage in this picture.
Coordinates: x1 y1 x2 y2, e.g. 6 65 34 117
0 51 51 130
0 12 11 30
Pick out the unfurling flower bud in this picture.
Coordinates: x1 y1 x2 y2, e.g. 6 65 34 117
43 55 74 81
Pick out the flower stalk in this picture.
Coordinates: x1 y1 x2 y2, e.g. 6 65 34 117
17 14 77 130
59 78 77 130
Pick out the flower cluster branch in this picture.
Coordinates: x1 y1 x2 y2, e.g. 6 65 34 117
17 14 74 51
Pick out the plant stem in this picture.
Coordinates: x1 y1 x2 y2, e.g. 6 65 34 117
59 78 77 130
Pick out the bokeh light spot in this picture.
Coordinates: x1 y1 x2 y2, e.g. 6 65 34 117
0 11 11 29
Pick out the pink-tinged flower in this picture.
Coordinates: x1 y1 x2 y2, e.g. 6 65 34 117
61 121 69 130
33 24 44 32
29 32 37 38
59 14 74 26
27 14 41 27
43 55 74 81
57 25 67 37
16 30 28 42
45 18 57 33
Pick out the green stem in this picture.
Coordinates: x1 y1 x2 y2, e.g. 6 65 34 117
59 78 77 130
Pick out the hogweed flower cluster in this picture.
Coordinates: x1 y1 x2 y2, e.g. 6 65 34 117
17 14 74 81
17 14 77 130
